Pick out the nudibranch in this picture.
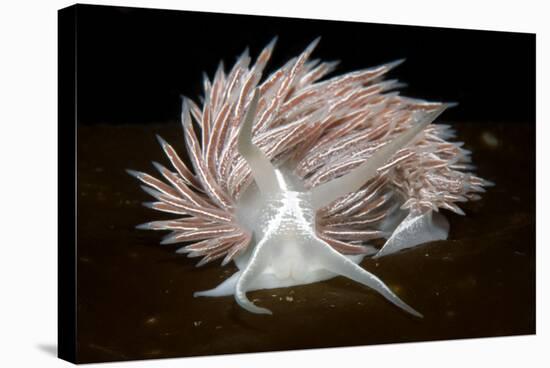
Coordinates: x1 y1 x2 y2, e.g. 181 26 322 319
128 38 491 316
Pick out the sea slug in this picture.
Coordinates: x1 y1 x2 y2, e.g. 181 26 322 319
128 38 491 316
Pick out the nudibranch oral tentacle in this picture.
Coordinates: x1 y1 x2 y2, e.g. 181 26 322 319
128 37 492 317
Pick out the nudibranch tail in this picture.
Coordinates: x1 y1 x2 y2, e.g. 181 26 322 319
374 210 450 259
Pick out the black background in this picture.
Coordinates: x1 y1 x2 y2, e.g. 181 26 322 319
76 4 535 126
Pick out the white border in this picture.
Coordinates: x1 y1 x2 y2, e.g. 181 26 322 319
0 0 546 367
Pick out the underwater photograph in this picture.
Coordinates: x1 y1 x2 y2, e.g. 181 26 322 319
58 4 535 363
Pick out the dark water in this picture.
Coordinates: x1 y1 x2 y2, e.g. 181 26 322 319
76 121 535 363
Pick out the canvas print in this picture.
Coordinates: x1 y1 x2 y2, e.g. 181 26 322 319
58 4 535 363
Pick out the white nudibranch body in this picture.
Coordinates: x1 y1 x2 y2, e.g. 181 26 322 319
128 38 491 317
198 165 421 317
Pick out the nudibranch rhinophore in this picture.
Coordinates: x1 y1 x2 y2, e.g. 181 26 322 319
127 38 491 316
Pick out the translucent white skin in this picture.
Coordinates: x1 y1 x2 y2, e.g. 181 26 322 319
194 90 451 317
